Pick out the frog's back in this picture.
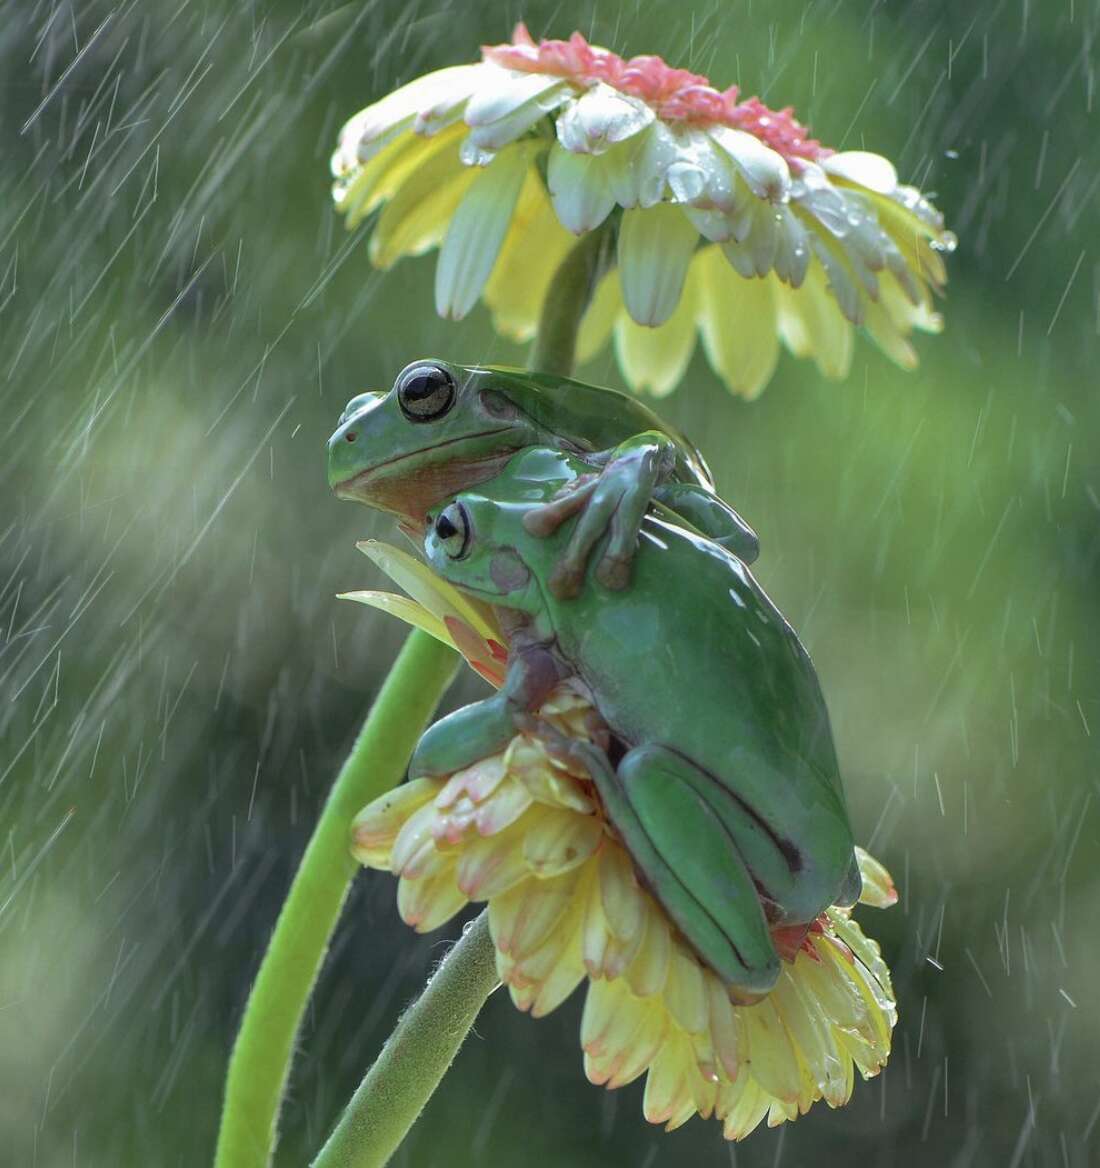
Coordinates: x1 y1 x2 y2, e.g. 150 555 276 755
545 517 854 888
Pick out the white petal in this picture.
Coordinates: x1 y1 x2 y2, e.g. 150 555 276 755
617 204 700 327
614 266 698 396
724 199 778 278
556 83 654 155
630 122 683 208
435 145 531 320
341 64 488 163
680 206 735 243
708 126 791 202
773 205 811 287
547 145 616 234
809 236 864 324
665 128 737 210
695 247 780 399
465 83 570 152
464 67 567 127
823 151 899 195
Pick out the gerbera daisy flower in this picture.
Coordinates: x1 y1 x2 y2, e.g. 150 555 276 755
342 545 898 1139
332 23 954 398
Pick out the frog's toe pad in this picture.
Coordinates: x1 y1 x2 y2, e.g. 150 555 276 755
596 555 631 591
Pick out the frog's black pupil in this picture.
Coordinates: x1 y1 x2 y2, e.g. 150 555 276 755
397 364 455 421
436 514 458 540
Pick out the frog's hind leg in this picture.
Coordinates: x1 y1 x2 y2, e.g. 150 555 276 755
542 730 780 994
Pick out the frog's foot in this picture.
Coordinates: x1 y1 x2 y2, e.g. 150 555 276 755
521 475 598 537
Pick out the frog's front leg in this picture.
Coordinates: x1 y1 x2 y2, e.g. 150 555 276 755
409 639 565 780
522 431 676 598
651 482 760 564
525 721 780 995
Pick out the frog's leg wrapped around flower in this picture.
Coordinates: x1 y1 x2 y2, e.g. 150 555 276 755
343 551 898 1140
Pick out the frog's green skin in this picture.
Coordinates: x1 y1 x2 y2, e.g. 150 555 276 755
410 448 861 995
327 359 759 596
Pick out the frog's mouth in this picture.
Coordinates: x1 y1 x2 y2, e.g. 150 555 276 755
334 430 520 520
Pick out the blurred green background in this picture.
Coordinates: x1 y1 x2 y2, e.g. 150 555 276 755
2 1 1098 1164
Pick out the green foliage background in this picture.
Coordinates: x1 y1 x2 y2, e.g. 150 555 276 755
2 1 1098 1164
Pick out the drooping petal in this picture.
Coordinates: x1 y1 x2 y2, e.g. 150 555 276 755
614 261 698 396
396 862 468 932
773 260 854 379
823 150 899 195
351 778 442 869
695 246 780 399
334 64 488 166
435 143 534 319
547 145 617 234
617 203 699 326
854 847 899 908
557 82 655 154
708 125 791 202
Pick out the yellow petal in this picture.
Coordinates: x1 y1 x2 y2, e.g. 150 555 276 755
773 261 854 380
490 867 582 960
598 844 645 941
695 246 780 399
369 147 474 269
338 590 452 648
396 863 468 932
457 824 530 898
854 846 899 909
584 994 666 1088
705 971 741 1080
522 806 603 877
356 540 502 647
642 1029 698 1127
483 169 575 341
663 943 709 1035
337 123 466 229
351 777 441 869
613 264 698 397
624 907 671 998
740 995 802 1103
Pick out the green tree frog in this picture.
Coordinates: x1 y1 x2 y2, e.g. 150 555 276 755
327 359 759 597
408 448 861 995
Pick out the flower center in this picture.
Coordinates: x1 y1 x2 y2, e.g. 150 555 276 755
482 23 831 165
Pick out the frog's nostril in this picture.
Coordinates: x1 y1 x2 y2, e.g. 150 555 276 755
345 431 357 443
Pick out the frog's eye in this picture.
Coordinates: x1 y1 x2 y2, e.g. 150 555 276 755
434 503 471 560
396 361 456 422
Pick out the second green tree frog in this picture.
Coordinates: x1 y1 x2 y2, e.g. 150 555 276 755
407 448 861 996
327 359 759 597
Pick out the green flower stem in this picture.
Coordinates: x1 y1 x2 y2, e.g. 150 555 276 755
215 629 458 1168
310 912 499 1168
531 224 612 377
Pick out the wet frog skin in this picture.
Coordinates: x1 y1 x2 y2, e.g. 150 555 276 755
327 359 759 597
407 448 861 995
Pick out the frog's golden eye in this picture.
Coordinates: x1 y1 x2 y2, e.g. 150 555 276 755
396 361 456 422
434 503 471 560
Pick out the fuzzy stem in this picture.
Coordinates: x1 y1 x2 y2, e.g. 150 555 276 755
214 630 458 1168
310 912 499 1168
530 226 612 376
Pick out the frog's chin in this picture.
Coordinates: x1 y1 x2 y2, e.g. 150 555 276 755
333 432 519 520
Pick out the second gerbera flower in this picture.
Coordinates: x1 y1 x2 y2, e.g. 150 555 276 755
333 23 954 398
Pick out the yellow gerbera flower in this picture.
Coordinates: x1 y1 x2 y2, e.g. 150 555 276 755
332 23 953 398
342 546 898 1140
